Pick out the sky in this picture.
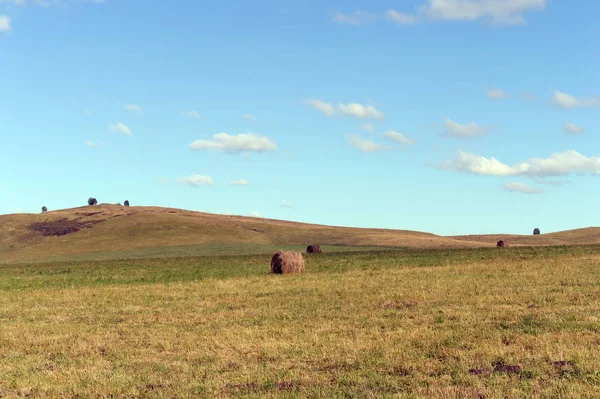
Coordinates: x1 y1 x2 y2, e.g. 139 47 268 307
1 0 599 236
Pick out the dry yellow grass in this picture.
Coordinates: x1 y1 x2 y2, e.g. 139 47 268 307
450 227 600 246
3 205 598 264
0 205 482 263
0 247 599 397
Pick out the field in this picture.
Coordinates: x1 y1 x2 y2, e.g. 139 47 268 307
2 246 600 398
5 205 600 264
0 205 479 264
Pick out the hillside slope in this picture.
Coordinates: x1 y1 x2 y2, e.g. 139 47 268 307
1 205 484 263
449 227 600 247
1 205 598 263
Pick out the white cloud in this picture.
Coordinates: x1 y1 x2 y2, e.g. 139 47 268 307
175 174 214 187
229 178 249 186
338 103 384 119
189 133 277 154
346 135 389 152
552 90 600 109
280 200 293 208
182 110 202 119
332 11 360 25
442 151 526 176
332 10 376 25
361 123 375 133
242 114 258 121
503 182 543 194
124 104 143 114
109 122 133 136
382 130 415 145
0 15 11 32
333 2 544 27
487 88 507 99
442 150 600 177
83 109 94 116
305 99 335 116
85 140 104 148
563 122 585 135
441 118 487 139
306 99 384 120
419 0 546 25
251 211 261 218
386 9 416 24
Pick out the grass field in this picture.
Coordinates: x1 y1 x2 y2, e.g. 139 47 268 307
0 205 459 264
18 244 391 264
8 204 600 264
2 246 600 398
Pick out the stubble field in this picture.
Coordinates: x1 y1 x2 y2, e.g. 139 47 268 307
1 246 600 398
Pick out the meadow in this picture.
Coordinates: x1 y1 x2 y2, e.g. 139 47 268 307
1 246 600 398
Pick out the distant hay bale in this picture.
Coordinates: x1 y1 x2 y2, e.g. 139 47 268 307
270 251 305 274
306 245 322 254
497 240 506 248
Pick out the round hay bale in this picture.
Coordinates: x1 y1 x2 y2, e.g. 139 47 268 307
270 251 305 274
306 245 322 254
497 240 506 248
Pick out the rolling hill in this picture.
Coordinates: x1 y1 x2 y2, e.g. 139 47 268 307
0 204 598 263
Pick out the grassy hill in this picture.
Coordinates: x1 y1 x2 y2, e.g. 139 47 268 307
0 204 474 263
2 207 600 396
1 204 598 263
450 227 600 246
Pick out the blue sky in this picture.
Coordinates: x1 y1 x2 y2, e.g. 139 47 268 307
1 0 599 235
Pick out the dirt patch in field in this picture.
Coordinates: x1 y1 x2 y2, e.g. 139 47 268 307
30 218 105 237
468 368 489 376
493 363 521 374
275 381 298 391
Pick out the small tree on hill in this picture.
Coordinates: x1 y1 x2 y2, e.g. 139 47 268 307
41 206 48 213
88 197 98 206
533 228 541 235
124 200 130 207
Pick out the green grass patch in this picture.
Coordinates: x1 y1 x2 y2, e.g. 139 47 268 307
17 243 392 264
